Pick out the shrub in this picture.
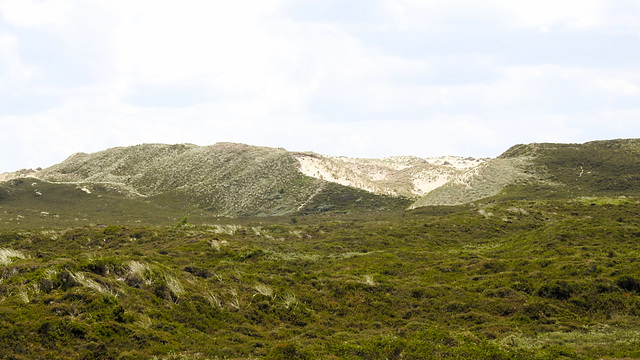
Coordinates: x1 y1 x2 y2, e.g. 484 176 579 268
616 276 640 294
536 280 575 300
103 225 122 235
175 216 189 227
266 342 314 360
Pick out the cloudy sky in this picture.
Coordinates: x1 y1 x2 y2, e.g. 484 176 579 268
1 0 639 172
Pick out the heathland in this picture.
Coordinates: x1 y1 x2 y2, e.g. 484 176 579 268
1 139 639 359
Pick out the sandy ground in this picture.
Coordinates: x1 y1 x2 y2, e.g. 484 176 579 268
294 154 487 197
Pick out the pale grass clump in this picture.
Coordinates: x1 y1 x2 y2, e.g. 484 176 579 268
290 230 304 238
127 260 151 285
362 274 376 286
204 291 223 308
31 282 41 295
211 224 241 235
506 207 529 215
331 251 374 259
44 268 57 280
165 274 184 298
228 289 240 309
208 239 228 251
136 316 152 329
39 230 60 240
281 292 298 309
71 272 115 296
266 251 320 261
211 273 223 282
152 352 215 360
478 208 493 219
0 248 26 265
253 283 275 299
251 226 263 236
17 288 31 304
209 240 220 251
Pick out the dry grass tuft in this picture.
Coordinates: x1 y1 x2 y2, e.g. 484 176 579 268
253 283 275 299
0 248 26 265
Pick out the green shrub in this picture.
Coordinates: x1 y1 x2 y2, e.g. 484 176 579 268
266 342 314 360
536 280 575 300
616 276 640 294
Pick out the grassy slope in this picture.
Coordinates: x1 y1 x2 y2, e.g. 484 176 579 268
1 199 640 359
410 156 537 207
38 143 322 216
0 177 201 229
33 143 410 217
413 138 640 207
0 176 411 230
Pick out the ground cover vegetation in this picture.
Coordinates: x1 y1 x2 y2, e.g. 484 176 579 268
0 177 411 230
1 198 640 359
414 138 640 207
31 143 416 217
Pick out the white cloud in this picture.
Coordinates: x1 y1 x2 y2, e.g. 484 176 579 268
0 0 72 29
112 0 286 84
594 76 640 96
396 0 637 32
0 115 73 170
0 32 31 84
493 0 604 30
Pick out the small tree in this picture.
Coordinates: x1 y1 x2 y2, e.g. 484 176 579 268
175 216 189 227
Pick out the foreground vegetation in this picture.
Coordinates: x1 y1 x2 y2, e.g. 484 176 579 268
1 197 640 359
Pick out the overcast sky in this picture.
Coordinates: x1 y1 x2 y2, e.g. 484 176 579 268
1 0 639 172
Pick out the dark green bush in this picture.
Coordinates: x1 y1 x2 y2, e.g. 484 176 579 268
536 280 575 300
266 342 314 360
616 276 640 294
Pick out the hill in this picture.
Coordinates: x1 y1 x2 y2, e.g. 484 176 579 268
5 139 640 220
1 143 413 224
411 138 640 207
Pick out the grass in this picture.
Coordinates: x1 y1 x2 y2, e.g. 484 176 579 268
0 175 410 231
414 139 640 207
0 198 639 358
0 247 26 265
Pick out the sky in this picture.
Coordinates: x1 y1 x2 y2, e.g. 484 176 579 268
1 0 640 173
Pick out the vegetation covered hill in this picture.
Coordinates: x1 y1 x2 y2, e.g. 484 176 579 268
412 138 640 207
30 143 410 218
5 139 640 214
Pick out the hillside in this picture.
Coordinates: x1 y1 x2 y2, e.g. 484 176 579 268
36 142 483 199
411 138 640 207
293 153 484 197
0 168 41 182
18 143 410 219
5 139 640 218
